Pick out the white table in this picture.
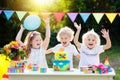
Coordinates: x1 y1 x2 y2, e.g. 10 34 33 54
7 68 115 80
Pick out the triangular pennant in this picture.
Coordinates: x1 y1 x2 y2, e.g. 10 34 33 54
4 10 14 20
41 12 51 19
28 11 39 15
16 11 27 21
79 13 90 23
92 13 104 24
67 12 78 22
53 12 65 22
105 13 117 23
0 10 2 14
118 13 120 16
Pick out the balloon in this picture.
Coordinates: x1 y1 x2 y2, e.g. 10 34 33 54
0 54 11 79
24 15 41 30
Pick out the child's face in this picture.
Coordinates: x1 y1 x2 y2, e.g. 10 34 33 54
60 34 71 47
31 35 42 49
85 34 97 49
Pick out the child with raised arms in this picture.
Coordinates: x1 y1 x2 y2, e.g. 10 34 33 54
16 18 50 68
73 22 111 68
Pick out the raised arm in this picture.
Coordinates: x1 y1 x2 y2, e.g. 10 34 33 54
15 24 24 46
46 48 53 54
101 29 111 50
42 18 51 50
73 22 81 49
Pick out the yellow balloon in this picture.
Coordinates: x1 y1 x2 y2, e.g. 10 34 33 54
0 54 11 79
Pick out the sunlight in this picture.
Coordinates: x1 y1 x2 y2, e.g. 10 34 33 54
33 0 54 5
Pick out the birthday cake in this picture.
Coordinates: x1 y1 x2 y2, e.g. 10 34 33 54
53 48 70 71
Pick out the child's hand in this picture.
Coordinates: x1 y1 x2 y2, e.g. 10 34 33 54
101 29 110 39
44 18 50 26
20 24 25 30
74 22 81 30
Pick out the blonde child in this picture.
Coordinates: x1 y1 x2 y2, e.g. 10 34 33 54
46 27 80 69
16 18 50 68
73 22 111 68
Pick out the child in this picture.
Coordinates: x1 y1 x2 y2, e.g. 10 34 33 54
16 18 50 68
46 27 80 69
73 22 111 68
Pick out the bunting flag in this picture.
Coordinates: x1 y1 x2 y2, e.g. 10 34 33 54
41 12 51 19
67 12 78 22
0 10 2 14
118 13 120 16
79 13 90 23
105 13 117 23
53 12 65 22
92 13 104 24
16 11 27 21
0 10 120 24
28 11 39 15
4 10 14 20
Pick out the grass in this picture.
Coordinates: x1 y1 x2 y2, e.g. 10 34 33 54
100 46 120 80
114 68 120 80
100 46 120 60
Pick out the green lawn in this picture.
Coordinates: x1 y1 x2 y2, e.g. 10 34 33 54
114 68 120 80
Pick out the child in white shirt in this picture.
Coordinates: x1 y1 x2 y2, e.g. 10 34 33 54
73 22 111 68
46 27 80 69
16 18 50 68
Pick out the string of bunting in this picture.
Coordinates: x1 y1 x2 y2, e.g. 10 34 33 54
0 10 119 24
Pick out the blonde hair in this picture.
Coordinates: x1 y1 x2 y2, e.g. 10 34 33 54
57 26 74 42
24 31 42 55
82 29 100 46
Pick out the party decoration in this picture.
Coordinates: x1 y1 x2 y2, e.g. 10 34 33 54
40 68 47 73
2 74 9 80
0 54 11 79
4 10 14 20
8 60 27 73
67 12 78 22
0 10 2 14
24 14 41 30
41 12 51 19
54 12 65 22
119 13 120 16
105 13 117 23
16 11 27 21
79 13 90 23
104 56 110 66
28 11 39 15
1 9 120 24
92 13 104 24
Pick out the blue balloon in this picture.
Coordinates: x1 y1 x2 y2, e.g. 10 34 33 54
24 15 41 30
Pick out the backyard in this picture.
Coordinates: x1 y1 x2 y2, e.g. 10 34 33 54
0 0 120 80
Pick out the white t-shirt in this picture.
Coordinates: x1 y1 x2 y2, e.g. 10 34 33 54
51 43 79 68
78 44 104 68
28 46 48 68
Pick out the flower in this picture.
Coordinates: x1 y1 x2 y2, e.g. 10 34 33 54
0 41 27 60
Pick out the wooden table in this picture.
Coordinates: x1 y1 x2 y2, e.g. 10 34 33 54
7 68 116 80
